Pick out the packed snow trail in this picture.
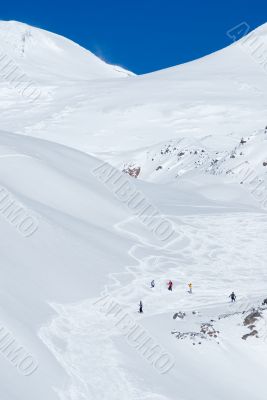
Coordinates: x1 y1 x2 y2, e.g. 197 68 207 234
1 20 267 400
40 209 267 400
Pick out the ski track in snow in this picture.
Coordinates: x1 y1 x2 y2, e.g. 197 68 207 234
39 210 267 400
2 20 267 400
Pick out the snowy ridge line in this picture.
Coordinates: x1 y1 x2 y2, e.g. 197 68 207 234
227 21 267 74
2 18 267 397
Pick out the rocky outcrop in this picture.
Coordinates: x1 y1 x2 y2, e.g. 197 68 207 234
123 166 141 178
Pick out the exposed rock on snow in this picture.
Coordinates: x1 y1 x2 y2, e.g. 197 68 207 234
1 18 267 400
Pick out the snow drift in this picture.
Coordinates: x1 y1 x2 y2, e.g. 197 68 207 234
0 20 266 400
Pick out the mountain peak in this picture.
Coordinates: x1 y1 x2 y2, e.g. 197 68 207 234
0 20 133 81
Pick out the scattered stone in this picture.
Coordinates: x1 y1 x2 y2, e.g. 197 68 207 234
173 311 186 319
200 323 219 338
242 310 263 340
248 325 256 330
243 311 262 326
123 166 141 178
172 322 219 343
242 330 259 340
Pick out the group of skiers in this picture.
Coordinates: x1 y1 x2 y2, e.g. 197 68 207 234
138 280 194 313
150 280 193 293
138 281 237 313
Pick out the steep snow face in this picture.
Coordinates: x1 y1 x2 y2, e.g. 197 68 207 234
0 20 133 81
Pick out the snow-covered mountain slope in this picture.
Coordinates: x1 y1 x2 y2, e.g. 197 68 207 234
0 130 267 400
0 21 267 155
0 130 134 399
0 20 267 400
107 129 267 197
0 20 132 82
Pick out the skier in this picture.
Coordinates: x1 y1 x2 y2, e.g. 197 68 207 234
229 292 236 302
188 283 193 294
168 280 173 291
139 301 143 313
151 280 155 288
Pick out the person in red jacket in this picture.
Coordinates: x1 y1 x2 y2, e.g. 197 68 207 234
168 280 173 291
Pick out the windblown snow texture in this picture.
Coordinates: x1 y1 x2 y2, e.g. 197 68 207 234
0 20 266 400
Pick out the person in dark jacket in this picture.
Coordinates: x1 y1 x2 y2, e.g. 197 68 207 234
168 281 173 291
229 292 236 302
139 301 143 313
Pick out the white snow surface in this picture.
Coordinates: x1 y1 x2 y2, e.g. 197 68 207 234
0 20 266 400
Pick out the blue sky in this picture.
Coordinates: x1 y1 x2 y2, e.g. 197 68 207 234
0 0 266 74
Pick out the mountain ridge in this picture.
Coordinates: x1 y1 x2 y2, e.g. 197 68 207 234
0 20 134 81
